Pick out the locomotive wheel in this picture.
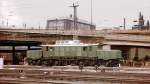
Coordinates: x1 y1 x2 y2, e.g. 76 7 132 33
36 59 41 66
71 60 76 66
98 59 105 66
88 59 94 66
54 60 59 66
64 60 67 66
105 60 111 67
68 60 71 65
106 60 119 67
47 60 52 66
83 60 88 66
51 60 55 66
31 60 36 65
111 60 120 67
48 59 54 66
27 58 32 65
91 60 95 66
59 60 62 66
67 59 72 65
42 60 48 66
61 60 64 66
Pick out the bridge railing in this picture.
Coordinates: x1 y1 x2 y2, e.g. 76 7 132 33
0 28 106 36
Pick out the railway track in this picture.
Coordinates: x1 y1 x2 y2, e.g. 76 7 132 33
0 65 149 84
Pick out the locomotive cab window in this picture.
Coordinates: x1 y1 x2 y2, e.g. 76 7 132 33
49 47 54 51
89 46 92 51
43 46 49 51
46 46 49 51
83 47 87 51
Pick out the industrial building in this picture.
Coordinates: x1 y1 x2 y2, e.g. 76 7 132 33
132 12 150 30
46 17 96 31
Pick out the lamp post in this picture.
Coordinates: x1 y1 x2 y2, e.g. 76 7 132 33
90 0 93 30
56 18 58 33
6 18 8 27
6 13 14 27
120 18 126 30
70 3 79 40
123 18 126 30
0 17 5 27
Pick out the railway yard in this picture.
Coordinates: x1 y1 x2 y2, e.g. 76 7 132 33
0 65 149 84
1 30 150 84
1 10 150 84
0 0 150 83
1 29 150 84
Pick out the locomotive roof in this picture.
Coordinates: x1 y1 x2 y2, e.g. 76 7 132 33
41 44 98 47
41 40 98 47
97 50 121 51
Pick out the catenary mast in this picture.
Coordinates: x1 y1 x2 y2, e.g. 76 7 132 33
70 3 79 40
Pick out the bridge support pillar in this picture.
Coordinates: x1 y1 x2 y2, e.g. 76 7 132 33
12 46 19 65
28 46 31 50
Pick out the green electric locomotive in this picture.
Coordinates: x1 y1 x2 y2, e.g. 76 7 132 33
27 40 122 67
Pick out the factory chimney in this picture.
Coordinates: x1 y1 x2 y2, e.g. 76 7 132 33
138 12 145 30
146 20 150 30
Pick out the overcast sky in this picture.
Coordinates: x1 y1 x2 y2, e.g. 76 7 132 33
0 0 150 29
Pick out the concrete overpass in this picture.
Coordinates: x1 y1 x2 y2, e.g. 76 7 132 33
0 28 104 44
1 28 150 63
1 28 150 43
